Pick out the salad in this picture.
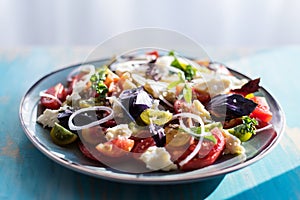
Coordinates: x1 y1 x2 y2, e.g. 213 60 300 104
37 50 273 172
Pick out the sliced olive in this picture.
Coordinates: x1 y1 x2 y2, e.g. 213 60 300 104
140 108 172 125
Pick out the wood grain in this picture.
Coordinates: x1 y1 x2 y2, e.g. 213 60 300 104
0 47 299 200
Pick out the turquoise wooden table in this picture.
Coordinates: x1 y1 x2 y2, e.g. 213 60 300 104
0 46 299 200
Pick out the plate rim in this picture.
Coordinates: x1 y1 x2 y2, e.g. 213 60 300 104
19 59 286 184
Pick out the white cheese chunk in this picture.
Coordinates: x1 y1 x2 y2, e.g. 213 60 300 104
192 74 231 97
192 100 212 123
156 55 189 67
144 80 168 98
66 80 86 102
105 124 132 141
37 109 59 128
140 146 177 171
222 129 245 154
114 60 148 77
155 55 174 66
192 73 248 97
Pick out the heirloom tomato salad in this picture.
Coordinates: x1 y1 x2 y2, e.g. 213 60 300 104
37 50 273 172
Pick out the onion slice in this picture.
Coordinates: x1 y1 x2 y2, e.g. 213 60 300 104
80 64 96 83
67 64 95 83
67 67 82 82
165 65 185 79
158 95 174 108
256 124 273 133
172 112 209 166
172 113 207 137
68 106 114 131
39 91 63 105
107 96 135 122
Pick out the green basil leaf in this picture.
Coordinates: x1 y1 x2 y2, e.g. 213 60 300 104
171 58 183 70
204 134 217 144
168 51 175 56
183 84 192 104
183 127 217 144
167 80 183 90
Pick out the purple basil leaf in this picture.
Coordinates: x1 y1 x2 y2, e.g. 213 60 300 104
206 94 257 121
231 78 260 96
149 124 166 147
119 87 153 120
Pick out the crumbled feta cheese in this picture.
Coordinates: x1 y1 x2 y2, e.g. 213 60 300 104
192 74 231 97
114 60 148 76
151 99 160 110
222 129 245 154
122 79 137 90
155 55 175 67
193 73 248 97
58 104 70 112
192 100 212 123
111 100 124 119
156 55 189 68
66 80 86 102
226 75 248 90
131 73 147 86
105 124 132 141
144 80 168 98
156 56 191 83
140 146 177 171
37 109 59 128
114 61 136 75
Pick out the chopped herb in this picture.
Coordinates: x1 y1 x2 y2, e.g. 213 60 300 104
203 134 217 144
227 116 258 142
167 73 192 104
184 64 197 81
204 122 223 132
169 53 197 81
183 84 192 104
90 67 108 98
171 57 182 70
167 73 185 89
179 126 217 144
190 127 217 144
168 50 175 56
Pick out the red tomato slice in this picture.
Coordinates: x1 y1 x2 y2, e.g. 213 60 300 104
132 137 155 154
131 137 156 159
179 127 225 171
96 137 134 158
249 96 272 123
78 141 99 161
66 73 86 95
146 50 159 59
112 137 134 151
101 119 117 128
41 83 67 109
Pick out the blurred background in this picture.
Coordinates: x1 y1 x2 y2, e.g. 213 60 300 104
1 0 300 48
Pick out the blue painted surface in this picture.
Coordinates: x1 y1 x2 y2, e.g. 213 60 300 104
0 47 299 200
